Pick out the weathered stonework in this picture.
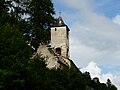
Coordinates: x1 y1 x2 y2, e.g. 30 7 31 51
37 44 71 69
51 26 69 58
37 16 78 70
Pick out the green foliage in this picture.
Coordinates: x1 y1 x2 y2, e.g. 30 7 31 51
0 0 55 51
28 0 55 50
0 0 9 16
0 24 32 69
0 0 118 90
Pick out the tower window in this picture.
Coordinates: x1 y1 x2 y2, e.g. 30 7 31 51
55 28 57 31
56 48 61 55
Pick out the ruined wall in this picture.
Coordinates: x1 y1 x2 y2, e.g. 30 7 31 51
37 44 71 69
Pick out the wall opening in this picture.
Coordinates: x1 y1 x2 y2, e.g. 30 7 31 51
55 28 57 31
56 48 61 55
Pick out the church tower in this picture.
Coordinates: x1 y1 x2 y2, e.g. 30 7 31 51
51 16 70 58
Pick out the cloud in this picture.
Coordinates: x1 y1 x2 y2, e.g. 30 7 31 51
70 38 108 67
55 0 120 50
70 38 120 67
69 8 120 51
81 61 120 90
113 15 120 25
81 61 101 78
55 0 120 67
69 20 120 67
53 1 120 89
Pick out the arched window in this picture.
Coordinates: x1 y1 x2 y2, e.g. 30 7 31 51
56 48 61 55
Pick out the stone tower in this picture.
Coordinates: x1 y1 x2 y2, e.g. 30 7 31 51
37 16 79 69
51 16 70 58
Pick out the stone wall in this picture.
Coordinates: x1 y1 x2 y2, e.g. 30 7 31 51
37 44 72 69
51 26 69 58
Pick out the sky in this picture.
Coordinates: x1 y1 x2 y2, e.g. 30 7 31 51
52 0 120 89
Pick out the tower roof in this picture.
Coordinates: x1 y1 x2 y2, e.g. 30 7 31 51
52 16 70 31
53 16 66 27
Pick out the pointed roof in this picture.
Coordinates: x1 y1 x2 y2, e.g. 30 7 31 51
53 16 66 27
52 16 70 31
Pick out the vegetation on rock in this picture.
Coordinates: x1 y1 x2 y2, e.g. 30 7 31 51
0 0 117 90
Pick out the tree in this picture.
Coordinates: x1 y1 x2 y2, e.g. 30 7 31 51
83 71 91 79
9 0 29 20
1 0 55 51
106 78 112 87
0 24 32 70
0 0 11 16
27 0 55 50
106 79 117 90
0 0 29 34
0 1 118 90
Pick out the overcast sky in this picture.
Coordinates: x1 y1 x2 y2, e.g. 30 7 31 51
52 0 120 89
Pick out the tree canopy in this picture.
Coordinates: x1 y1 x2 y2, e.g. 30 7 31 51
0 0 118 90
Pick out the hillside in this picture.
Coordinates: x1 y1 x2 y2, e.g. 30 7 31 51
0 0 117 90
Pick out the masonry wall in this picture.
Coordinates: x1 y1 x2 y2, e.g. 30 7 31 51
37 45 60 69
37 44 71 69
51 26 69 58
